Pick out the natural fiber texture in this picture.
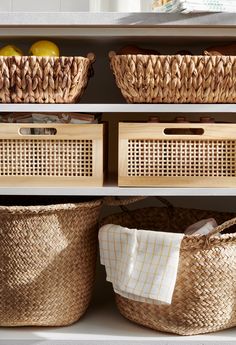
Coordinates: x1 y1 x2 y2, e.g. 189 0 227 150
0 55 93 103
0 199 103 326
109 53 236 103
0 138 93 177
101 206 236 335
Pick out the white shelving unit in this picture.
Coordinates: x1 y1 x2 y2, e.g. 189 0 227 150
1 104 236 113
0 11 236 344
1 183 236 196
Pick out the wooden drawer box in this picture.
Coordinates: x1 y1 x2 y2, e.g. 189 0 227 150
119 122 236 187
0 123 105 187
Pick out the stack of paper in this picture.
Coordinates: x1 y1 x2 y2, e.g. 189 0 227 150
153 0 236 13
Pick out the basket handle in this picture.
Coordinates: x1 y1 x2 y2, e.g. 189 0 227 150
87 53 96 63
86 53 96 78
104 196 174 212
103 196 174 231
104 196 146 206
207 217 236 238
109 51 117 59
18 126 57 136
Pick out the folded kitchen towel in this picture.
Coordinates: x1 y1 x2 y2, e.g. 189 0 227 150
99 224 184 305
153 0 236 12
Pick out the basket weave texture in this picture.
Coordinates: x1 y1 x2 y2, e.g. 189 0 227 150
109 53 236 103
102 205 236 335
0 55 93 103
0 199 102 326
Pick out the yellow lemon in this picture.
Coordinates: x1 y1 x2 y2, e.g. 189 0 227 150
0 45 23 56
29 40 59 57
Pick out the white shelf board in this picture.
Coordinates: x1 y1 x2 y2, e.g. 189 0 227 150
1 103 236 113
1 183 236 196
0 12 236 27
0 298 235 345
1 27 236 38
1 13 236 37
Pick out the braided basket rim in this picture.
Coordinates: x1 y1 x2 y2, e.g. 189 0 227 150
110 54 236 59
0 198 103 214
0 56 93 60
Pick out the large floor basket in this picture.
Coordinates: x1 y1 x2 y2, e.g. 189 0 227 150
0 198 102 326
101 199 236 335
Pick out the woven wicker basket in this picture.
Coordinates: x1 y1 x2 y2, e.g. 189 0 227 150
0 54 95 103
0 198 102 327
109 52 236 103
101 199 236 335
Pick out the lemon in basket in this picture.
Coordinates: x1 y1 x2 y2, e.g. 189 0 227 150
0 45 23 56
29 40 60 57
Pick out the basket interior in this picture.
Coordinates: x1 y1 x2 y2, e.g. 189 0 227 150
0 196 101 206
102 207 236 235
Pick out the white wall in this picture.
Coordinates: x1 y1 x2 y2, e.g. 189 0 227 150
0 0 151 12
0 0 90 12
89 0 142 12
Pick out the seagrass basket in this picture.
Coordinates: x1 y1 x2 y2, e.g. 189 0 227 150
0 198 102 327
0 54 95 103
109 52 236 103
101 198 236 335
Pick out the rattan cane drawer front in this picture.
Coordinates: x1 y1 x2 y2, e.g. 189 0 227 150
127 140 236 178
0 124 104 187
0 139 93 177
119 123 236 187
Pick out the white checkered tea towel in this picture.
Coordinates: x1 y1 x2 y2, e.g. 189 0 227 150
99 224 184 305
